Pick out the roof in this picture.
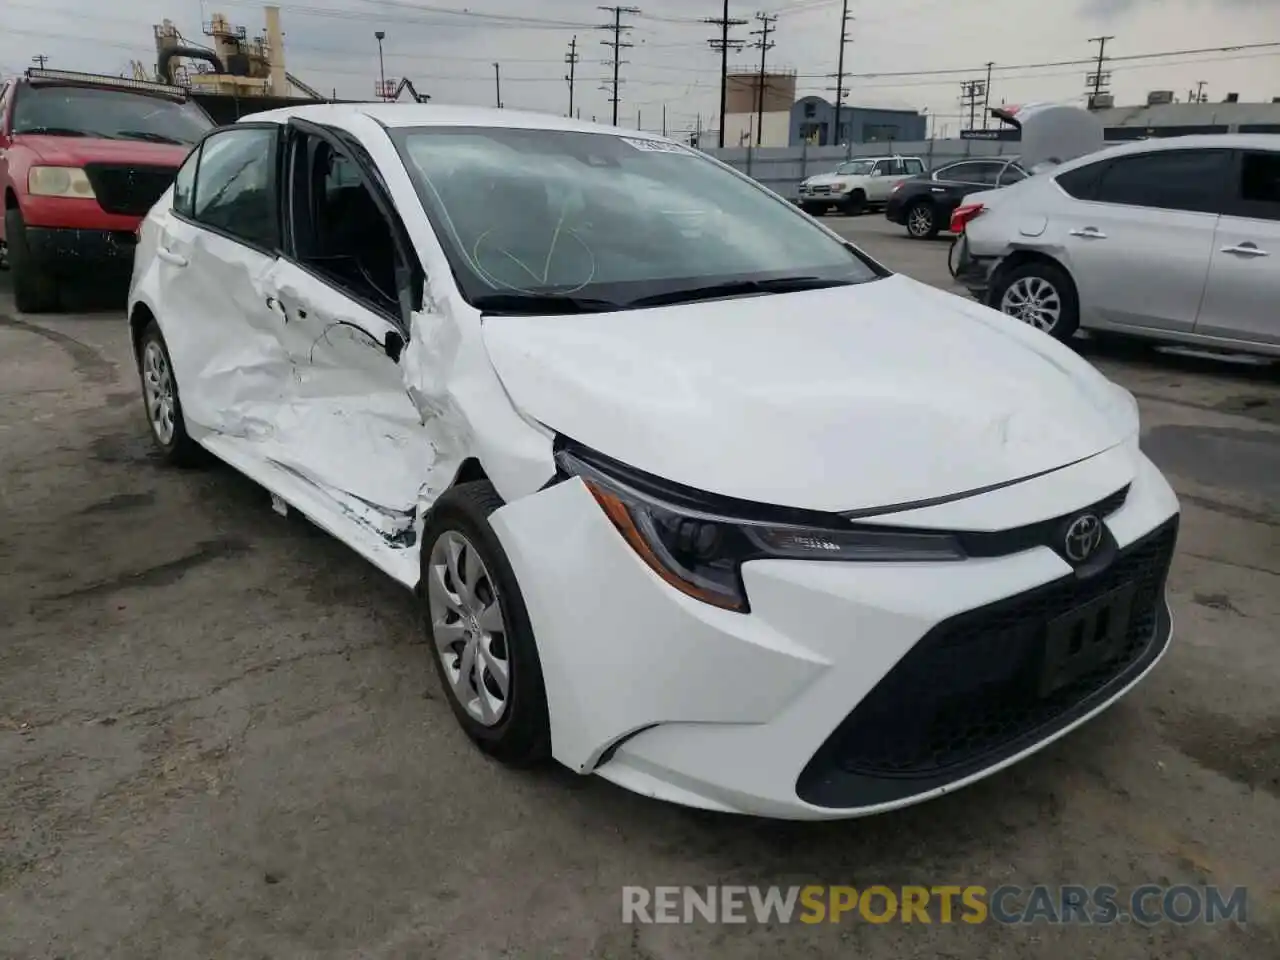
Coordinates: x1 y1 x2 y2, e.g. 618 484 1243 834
240 101 659 137
1051 132 1280 172
1093 100 1280 128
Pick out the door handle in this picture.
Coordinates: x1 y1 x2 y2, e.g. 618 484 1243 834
1069 227 1107 239
265 295 289 321
1221 243 1268 257
156 246 188 267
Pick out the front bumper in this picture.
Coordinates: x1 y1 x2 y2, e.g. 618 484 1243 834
24 226 138 271
490 449 1180 819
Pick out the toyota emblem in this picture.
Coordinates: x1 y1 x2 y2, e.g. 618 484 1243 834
1063 514 1104 563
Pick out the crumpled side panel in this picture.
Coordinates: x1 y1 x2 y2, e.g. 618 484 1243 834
402 302 556 522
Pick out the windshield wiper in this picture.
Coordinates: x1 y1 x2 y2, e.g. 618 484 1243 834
626 276 857 308
15 126 94 137
115 130 187 145
472 293 625 316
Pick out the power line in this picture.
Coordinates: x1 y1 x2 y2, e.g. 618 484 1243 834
749 12 777 147
599 5 640 126
832 0 853 147
704 1 749 148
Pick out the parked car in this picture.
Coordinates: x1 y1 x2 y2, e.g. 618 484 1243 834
798 155 925 216
955 134 1280 355
129 104 1179 820
885 157 1028 239
0 68 213 312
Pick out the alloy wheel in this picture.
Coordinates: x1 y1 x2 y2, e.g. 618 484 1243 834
908 206 933 237
427 530 511 727
141 340 176 445
1000 276 1063 332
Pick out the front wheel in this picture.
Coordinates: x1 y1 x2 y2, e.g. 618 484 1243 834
843 191 867 216
990 261 1081 343
421 481 551 766
5 208 59 313
800 202 826 217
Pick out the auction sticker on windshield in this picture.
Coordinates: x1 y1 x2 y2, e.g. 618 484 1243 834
621 137 693 155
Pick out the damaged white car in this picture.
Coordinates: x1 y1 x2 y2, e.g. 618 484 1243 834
128 104 1180 820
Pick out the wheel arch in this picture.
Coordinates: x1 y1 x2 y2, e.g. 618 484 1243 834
129 301 158 358
988 248 1079 308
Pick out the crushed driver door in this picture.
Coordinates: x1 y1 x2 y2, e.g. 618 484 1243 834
253 118 447 574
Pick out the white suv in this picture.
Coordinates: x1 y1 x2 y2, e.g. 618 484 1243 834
798 155 925 216
956 134 1280 356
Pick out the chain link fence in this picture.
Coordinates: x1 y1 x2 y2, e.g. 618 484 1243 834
700 138 1021 200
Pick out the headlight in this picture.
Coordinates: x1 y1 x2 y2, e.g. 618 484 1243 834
28 166 96 199
556 445 965 613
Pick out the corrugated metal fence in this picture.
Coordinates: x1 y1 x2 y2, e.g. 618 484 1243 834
700 138 1021 199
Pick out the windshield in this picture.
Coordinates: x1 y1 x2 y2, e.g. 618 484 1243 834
12 84 213 145
393 127 881 312
834 160 876 175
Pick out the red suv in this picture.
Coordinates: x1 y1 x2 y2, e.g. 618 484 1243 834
0 69 214 312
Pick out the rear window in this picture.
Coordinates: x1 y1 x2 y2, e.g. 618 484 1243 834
12 84 212 145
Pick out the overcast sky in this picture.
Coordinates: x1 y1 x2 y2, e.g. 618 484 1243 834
2 0 1277 135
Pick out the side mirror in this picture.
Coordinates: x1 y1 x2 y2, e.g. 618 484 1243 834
384 329 405 363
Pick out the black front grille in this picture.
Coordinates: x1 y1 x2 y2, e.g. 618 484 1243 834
797 516 1178 807
84 164 178 216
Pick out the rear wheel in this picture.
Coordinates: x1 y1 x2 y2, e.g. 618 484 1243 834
5 208 59 313
905 200 939 239
137 320 204 465
990 261 1081 343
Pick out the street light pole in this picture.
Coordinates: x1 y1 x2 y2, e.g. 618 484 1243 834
374 31 387 100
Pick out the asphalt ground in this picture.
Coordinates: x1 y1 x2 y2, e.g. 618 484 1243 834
1 222 1277 959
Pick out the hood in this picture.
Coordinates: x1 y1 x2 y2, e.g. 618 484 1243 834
805 173 858 186
480 275 1138 513
15 134 192 168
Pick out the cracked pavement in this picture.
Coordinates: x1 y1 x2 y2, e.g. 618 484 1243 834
1 223 1278 959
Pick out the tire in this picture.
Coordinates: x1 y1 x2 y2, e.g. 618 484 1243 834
136 320 204 466
420 481 551 767
904 200 939 239
800 202 826 217
5 208 59 313
989 260 1081 343
843 191 867 216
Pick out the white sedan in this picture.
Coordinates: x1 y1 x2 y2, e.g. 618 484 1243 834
128 104 1180 820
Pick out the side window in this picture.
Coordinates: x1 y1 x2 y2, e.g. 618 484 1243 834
288 133 405 318
192 126 279 249
1231 150 1280 222
937 162 977 183
1055 161 1104 200
996 163 1027 187
171 147 199 217
970 162 1007 186
904 159 924 175
1093 149 1231 214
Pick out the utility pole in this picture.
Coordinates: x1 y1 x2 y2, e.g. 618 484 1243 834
32 54 49 69
749 12 777 147
960 79 985 131
982 61 994 129
831 0 852 147
1087 35 1113 109
565 36 580 117
704 1 747 148
662 103 667 136
599 6 639 126
493 62 502 107
1194 79 1207 103
374 32 386 101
